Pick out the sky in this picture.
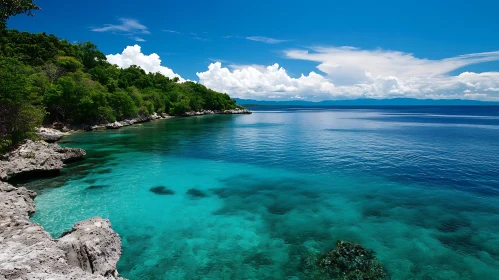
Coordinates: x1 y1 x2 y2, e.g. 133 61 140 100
8 0 499 101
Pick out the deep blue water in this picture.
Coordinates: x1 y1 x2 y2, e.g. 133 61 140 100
26 106 499 279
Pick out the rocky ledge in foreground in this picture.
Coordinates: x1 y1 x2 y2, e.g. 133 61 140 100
0 140 86 181
0 181 124 279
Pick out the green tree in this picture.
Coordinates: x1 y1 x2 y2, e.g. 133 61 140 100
0 0 40 30
78 42 106 70
0 57 44 151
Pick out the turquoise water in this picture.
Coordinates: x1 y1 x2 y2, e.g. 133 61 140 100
26 107 499 279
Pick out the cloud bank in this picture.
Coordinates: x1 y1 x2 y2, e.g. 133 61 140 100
196 47 499 101
197 62 333 99
106 45 184 82
106 44 499 101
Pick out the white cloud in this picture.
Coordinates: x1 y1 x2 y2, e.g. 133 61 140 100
91 18 150 34
133 37 146 42
286 47 499 83
164 29 182 34
106 45 184 82
196 47 499 101
245 36 289 44
196 62 334 99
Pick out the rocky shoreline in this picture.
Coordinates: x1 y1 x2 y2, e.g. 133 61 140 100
0 140 86 181
49 108 252 133
0 141 126 280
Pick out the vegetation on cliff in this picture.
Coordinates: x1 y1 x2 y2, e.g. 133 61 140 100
0 1 240 153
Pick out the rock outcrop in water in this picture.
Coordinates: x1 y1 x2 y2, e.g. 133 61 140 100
0 140 86 181
0 181 124 279
302 240 387 280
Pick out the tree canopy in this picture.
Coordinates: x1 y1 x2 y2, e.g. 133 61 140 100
0 29 241 153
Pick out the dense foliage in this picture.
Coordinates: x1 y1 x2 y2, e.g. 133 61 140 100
0 29 239 153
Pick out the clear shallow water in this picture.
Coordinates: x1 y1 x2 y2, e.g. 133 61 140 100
25 106 499 279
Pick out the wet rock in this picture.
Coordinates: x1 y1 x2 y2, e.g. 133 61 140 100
149 112 161 120
91 124 107 131
106 121 123 129
0 140 86 181
0 181 125 279
150 186 175 195
37 127 67 142
313 240 388 280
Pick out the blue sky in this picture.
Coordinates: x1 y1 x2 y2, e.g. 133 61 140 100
8 0 499 101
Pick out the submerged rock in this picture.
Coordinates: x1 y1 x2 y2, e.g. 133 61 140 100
86 185 109 190
186 188 208 198
0 181 125 279
0 140 86 181
308 240 388 280
150 186 175 195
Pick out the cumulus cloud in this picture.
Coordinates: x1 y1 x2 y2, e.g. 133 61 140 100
196 62 334 99
196 47 499 101
106 45 184 82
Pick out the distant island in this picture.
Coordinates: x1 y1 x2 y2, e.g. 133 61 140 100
236 98 499 107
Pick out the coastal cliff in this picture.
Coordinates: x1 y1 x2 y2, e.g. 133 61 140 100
0 141 126 280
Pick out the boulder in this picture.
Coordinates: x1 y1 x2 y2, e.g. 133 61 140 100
90 124 106 131
105 121 123 129
149 113 160 120
38 127 67 142
0 140 86 181
57 218 123 278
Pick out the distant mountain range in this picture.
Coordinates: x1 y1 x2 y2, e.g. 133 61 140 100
235 98 499 106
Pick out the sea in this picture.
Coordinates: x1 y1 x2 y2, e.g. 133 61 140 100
23 106 499 279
